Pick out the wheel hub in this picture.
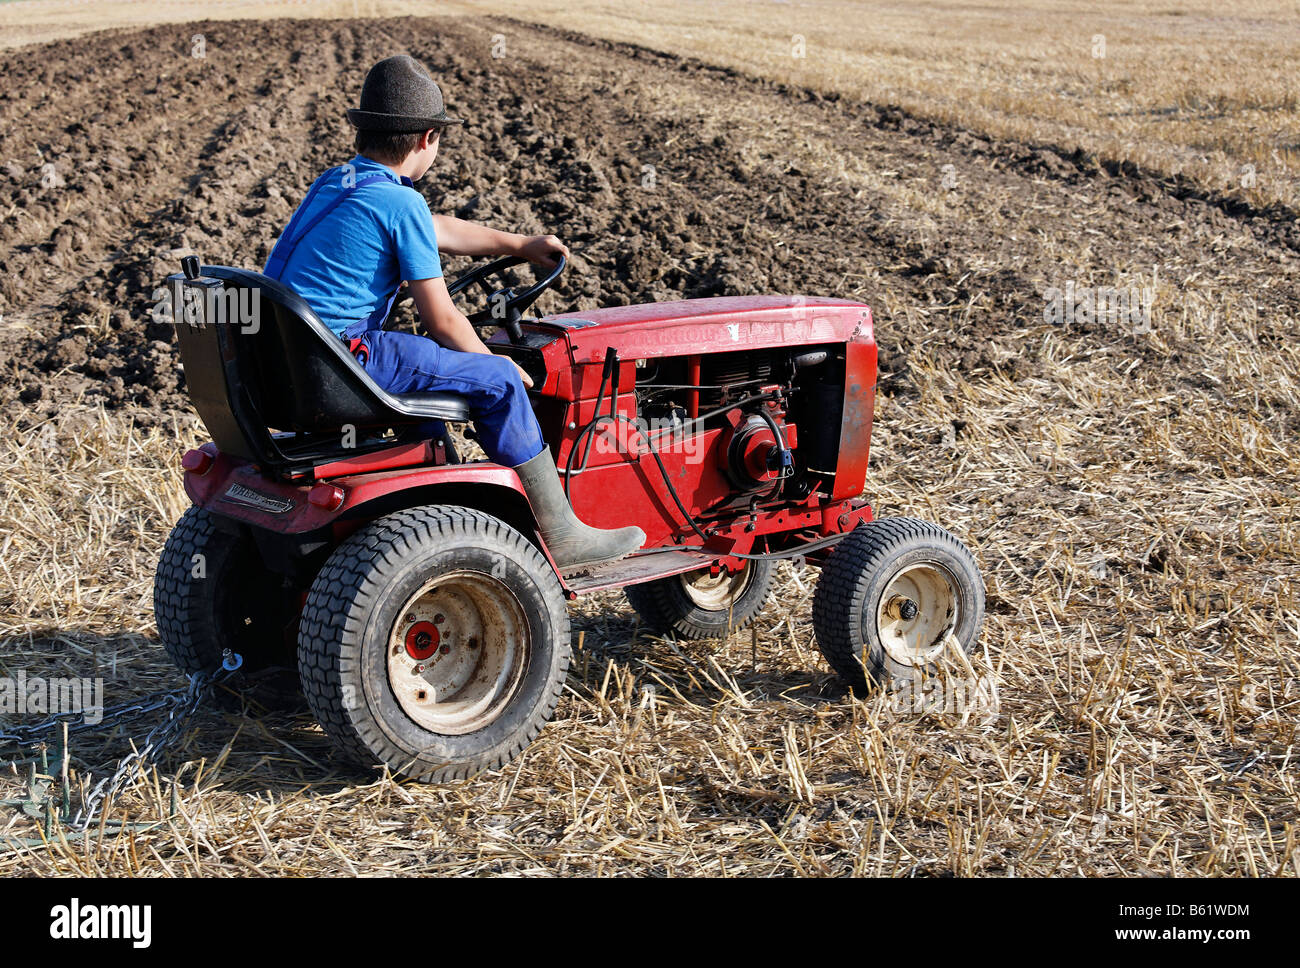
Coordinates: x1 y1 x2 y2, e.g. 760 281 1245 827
404 621 441 661
679 565 753 611
387 571 529 735
874 564 959 666
884 596 920 622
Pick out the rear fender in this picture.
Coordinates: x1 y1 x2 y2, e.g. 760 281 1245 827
186 453 535 534
331 474 571 590
338 479 542 549
186 454 566 581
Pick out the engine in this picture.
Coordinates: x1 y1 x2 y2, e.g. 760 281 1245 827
634 344 845 507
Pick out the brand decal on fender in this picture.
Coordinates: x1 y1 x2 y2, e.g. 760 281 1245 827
220 482 295 514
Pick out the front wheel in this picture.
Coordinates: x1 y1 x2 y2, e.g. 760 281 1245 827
297 505 570 783
812 518 984 693
624 559 776 640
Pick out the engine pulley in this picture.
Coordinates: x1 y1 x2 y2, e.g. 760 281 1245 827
722 410 793 490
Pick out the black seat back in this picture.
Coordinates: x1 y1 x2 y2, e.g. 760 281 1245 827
168 264 470 475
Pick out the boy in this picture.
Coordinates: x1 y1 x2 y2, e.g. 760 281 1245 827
265 55 643 573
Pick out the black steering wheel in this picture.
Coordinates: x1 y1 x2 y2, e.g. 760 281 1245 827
446 254 566 343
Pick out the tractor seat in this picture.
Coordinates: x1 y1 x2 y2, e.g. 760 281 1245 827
169 264 472 475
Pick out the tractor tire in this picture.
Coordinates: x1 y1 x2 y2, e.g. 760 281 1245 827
297 506 570 783
154 506 300 677
624 559 776 640
812 517 984 694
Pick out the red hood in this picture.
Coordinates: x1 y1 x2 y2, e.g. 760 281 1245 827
539 295 872 363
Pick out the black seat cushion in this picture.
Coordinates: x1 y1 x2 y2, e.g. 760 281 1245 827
390 392 472 422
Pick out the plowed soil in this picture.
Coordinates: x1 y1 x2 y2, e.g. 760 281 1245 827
2 17 1295 424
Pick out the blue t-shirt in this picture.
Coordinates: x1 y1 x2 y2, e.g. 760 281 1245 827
266 155 442 336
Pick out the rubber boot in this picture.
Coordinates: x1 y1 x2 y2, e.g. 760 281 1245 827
514 450 645 574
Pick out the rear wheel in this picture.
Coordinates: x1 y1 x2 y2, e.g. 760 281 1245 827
297 506 570 783
625 559 776 639
812 518 984 693
153 506 299 676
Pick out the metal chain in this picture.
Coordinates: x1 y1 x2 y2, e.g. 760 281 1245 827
0 650 243 831
0 690 191 750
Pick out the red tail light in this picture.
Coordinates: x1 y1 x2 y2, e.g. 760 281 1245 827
308 483 346 511
181 449 214 475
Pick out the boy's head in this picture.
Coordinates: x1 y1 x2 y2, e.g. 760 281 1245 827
347 55 463 173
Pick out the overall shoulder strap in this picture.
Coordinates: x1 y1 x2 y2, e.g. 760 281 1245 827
264 169 393 281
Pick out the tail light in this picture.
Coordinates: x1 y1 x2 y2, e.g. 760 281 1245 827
308 483 346 511
181 449 214 475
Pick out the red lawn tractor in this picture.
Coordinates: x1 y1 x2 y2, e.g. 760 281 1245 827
155 255 984 781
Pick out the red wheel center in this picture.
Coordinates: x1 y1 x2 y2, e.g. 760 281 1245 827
405 621 441 660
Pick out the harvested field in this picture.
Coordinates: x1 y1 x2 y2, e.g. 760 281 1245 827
1 12 1298 875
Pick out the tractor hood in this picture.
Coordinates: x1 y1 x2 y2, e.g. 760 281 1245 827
538 295 871 363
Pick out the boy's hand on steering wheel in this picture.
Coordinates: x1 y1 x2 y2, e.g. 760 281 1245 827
518 234 569 268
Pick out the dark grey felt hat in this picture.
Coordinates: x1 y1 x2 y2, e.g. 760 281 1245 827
346 55 465 131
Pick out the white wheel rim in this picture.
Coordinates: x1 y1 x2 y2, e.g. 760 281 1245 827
679 564 754 610
386 570 529 735
874 563 958 666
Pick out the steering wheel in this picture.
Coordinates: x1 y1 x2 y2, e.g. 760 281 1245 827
446 254 566 344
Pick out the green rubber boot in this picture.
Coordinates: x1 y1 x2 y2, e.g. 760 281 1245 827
513 450 645 575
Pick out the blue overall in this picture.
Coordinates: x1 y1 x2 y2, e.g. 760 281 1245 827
264 160 545 467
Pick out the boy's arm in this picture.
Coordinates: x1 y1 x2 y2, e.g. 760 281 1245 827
407 276 534 388
431 215 570 266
